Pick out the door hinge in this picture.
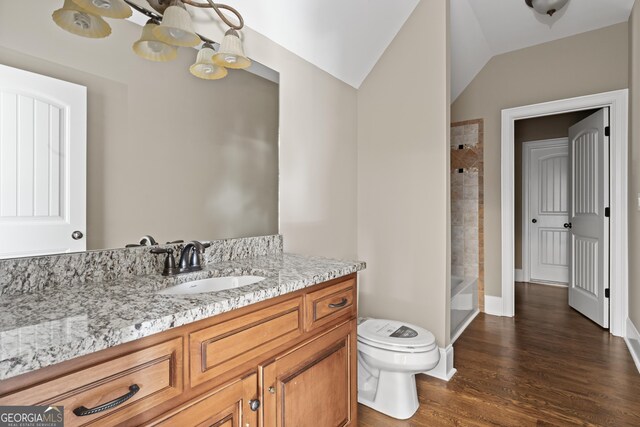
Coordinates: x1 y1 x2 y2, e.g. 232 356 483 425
605 126 610 137
605 288 610 298
605 207 610 217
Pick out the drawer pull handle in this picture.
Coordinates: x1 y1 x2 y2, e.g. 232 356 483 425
249 399 260 411
328 298 348 309
73 384 140 417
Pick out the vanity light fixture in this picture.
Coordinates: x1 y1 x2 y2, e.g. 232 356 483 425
525 0 569 17
52 0 251 80
72 0 133 19
190 43 228 79
52 0 112 38
132 20 178 62
153 0 200 47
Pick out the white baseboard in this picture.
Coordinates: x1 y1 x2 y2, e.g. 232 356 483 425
423 345 456 381
484 295 503 316
624 318 640 374
514 269 524 282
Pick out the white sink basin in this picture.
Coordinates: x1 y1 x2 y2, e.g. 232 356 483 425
158 275 265 296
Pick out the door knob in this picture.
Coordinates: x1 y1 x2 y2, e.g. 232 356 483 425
532 219 537 224
564 223 572 229
249 399 260 411
72 231 84 240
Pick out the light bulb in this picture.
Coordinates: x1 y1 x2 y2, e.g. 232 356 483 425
147 41 165 53
168 28 187 40
73 12 91 29
91 0 111 9
224 55 237 64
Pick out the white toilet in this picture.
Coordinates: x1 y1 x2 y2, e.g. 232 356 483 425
357 318 440 420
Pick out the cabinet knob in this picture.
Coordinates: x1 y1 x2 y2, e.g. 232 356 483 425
249 399 260 411
268 386 275 394
72 230 84 240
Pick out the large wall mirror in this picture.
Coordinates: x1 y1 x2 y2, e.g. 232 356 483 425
0 1 279 258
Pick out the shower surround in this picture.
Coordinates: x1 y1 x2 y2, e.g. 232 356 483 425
451 119 484 311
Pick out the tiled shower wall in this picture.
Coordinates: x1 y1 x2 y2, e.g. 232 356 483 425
451 120 484 311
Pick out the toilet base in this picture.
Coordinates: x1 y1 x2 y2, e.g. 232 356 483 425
358 370 420 420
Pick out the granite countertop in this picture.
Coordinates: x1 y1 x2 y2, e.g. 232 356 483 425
0 253 365 381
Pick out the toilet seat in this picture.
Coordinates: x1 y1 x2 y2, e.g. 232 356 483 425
357 319 436 353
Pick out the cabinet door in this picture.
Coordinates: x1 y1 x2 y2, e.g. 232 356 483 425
261 321 356 427
148 373 258 427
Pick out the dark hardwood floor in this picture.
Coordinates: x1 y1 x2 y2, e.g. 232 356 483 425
358 282 640 426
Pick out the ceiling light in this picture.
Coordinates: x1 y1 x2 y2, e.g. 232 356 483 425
525 0 569 17
133 20 178 62
52 0 112 38
71 0 132 19
51 0 250 81
190 43 228 79
152 0 200 47
213 29 251 69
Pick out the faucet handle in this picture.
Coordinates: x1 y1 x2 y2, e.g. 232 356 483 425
151 248 178 276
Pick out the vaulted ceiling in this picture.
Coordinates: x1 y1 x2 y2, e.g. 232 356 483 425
130 0 634 95
451 0 635 101
219 0 419 89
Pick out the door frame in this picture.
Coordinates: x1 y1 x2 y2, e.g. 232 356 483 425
500 89 628 337
522 138 569 285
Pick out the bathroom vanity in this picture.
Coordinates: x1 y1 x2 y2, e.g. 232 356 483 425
0 236 365 427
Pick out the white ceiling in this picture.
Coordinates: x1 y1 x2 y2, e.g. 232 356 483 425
451 0 635 101
218 0 419 89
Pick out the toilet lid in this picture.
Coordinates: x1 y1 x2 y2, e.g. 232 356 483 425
357 318 436 352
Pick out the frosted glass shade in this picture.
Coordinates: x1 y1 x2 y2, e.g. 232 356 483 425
72 0 132 19
52 0 111 38
153 4 200 47
190 45 228 80
213 29 251 69
133 22 178 62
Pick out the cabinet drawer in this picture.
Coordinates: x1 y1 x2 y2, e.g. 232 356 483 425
0 337 183 427
190 297 303 387
304 277 356 331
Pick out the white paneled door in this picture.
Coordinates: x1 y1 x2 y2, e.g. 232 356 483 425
526 139 570 284
0 64 86 258
568 108 609 328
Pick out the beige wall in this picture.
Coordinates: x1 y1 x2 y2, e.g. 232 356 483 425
0 1 360 260
358 0 451 346
513 111 595 270
0 1 279 250
629 5 640 328
451 23 628 297
186 4 359 261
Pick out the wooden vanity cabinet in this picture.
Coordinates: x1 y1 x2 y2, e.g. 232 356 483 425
147 373 258 427
0 274 358 427
261 320 357 427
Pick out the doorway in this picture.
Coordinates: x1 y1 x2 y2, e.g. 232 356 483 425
500 90 628 337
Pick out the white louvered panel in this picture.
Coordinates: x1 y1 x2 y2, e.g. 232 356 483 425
0 64 86 258
48 105 62 217
18 95 35 217
34 99 50 217
539 154 568 214
539 229 569 267
0 92 64 220
0 92 18 217
573 237 598 296
574 130 599 215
